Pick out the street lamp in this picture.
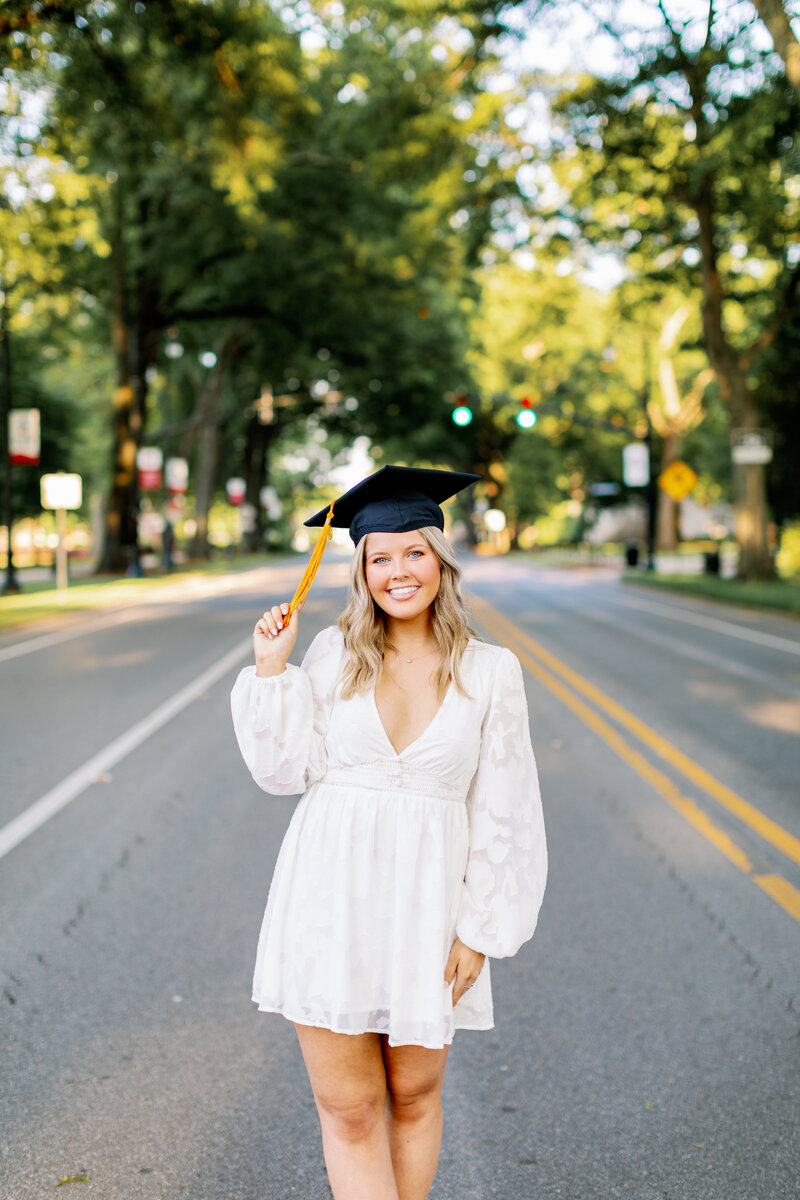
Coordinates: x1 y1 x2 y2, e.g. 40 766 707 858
1 278 19 594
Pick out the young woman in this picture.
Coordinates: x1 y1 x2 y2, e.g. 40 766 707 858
231 465 547 1200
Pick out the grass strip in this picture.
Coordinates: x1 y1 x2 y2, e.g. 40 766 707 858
0 554 288 632
620 571 800 616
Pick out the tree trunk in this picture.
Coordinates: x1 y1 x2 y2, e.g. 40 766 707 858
655 432 681 551
752 0 800 99
97 184 142 574
191 420 219 559
693 185 776 580
242 415 271 553
732 394 775 580
182 324 248 558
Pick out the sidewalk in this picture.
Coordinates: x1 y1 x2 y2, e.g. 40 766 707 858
0 554 292 634
509 545 738 576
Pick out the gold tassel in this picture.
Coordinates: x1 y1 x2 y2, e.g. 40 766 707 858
288 500 336 616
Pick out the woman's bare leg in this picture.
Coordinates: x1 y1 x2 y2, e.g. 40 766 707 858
381 1038 450 1200
294 1023 399 1200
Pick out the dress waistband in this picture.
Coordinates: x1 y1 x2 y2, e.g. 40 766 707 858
322 763 463 803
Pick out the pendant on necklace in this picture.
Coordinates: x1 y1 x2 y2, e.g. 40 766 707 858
405 657 412 663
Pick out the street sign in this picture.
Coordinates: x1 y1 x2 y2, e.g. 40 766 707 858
41 473 82 510
623 442 649 487
731 429 773 464
9 408 40 465
658 459 698 502
41 473 82 593
137 446 163 490
165 456 188 493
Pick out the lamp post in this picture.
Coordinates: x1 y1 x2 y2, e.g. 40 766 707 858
1 278 20 595
642 388 657 571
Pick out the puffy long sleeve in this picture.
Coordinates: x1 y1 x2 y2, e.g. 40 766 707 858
456 647 547 958
230 625 344 795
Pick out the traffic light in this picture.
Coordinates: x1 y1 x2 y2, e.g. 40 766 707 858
516 397 537 428
447 390 473 426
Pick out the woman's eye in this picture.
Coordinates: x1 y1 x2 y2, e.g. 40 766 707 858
408 551 423 558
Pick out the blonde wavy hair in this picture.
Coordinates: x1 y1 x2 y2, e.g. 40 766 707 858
337 525 480 701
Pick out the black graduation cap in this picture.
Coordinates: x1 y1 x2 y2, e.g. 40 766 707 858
287 465 479 615
304 465 480 545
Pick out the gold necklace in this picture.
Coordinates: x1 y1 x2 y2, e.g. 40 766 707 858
387 644 440 665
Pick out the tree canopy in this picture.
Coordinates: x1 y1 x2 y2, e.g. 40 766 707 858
1 0 797 579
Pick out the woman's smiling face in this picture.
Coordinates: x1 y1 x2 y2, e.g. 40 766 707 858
364 531 442 619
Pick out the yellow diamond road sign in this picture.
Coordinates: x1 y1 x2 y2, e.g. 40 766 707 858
658 460 698 502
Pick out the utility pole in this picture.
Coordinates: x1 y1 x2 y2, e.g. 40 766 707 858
1 279 20 595
642 387 657 572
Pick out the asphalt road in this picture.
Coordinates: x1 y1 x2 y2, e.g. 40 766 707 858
1 554 798 1200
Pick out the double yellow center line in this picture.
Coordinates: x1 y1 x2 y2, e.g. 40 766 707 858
469 592 800 925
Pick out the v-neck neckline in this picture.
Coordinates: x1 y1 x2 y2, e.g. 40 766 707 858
371 682 451 759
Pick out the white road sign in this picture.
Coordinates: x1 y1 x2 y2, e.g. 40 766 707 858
41 473 82 510
731 429 773 465
623 442 649 487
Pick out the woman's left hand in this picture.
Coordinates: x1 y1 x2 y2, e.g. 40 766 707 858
445 937 485 1006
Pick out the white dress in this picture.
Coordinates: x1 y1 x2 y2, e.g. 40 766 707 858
230 626 547 1049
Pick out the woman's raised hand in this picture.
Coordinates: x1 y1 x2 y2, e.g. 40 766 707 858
254 602 299 677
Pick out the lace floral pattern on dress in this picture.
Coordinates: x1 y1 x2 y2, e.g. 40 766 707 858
231 626 547 1048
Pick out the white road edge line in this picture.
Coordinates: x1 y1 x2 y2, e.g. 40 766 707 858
614 590 800 655
0 570 272 665
0 635 253 863
0 561 328 665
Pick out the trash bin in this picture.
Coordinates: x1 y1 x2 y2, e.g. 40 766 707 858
704 550 720 575
625 542 639 568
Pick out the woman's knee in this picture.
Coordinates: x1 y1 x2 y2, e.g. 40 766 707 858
315 1089 387 1143
294 1026 388 1143
383 1042 448 1123
386 1075 442 1124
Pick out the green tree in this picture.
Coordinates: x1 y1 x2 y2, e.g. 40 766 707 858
752 0 800 98
531 0 799 577
3 0 528 566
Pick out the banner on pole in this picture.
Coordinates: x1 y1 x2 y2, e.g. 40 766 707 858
165 457 189 493
9 409 41 465
137 446 163 490
226 477 246 506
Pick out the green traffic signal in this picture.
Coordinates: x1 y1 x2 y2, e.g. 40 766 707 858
517 397 536 428
452 405 473 426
